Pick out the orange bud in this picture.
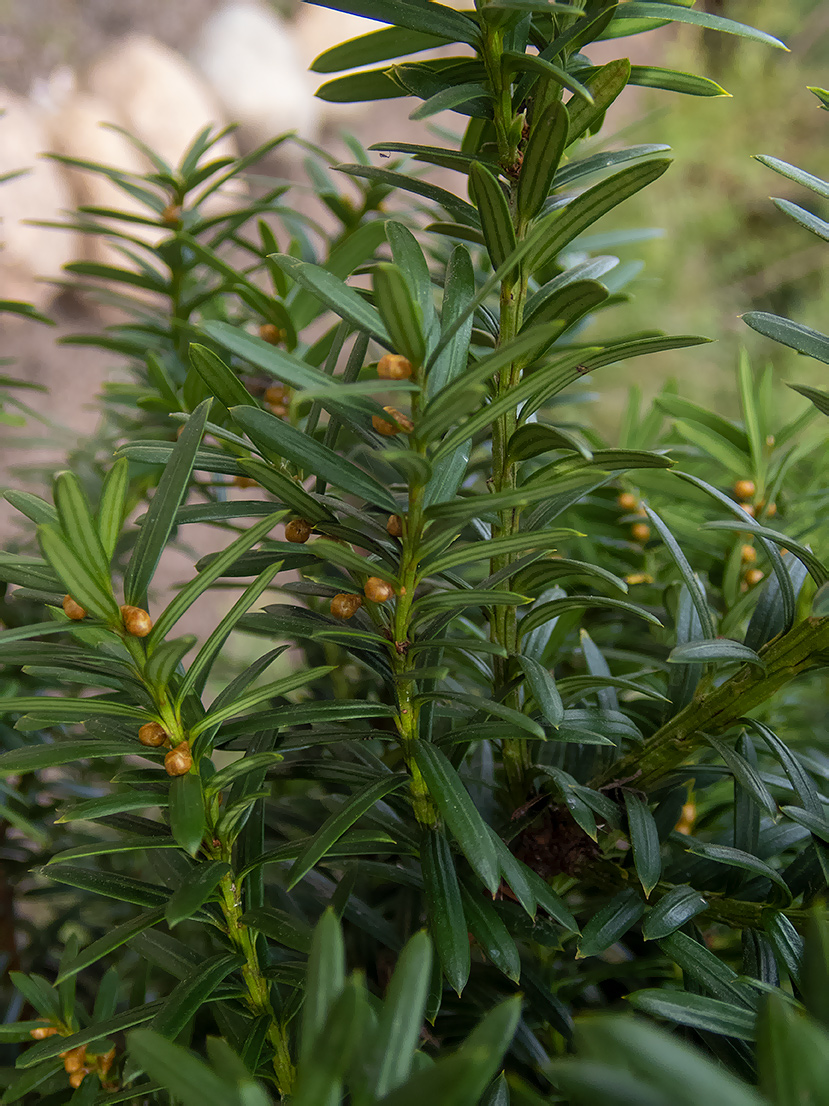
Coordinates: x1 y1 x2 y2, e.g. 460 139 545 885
616 492 638 512
631 522 651 543
364 577 394 603
675 802 696 836
233 475 258 489
377 354 413 380
733 479 756 501
740 544 757 565
69 1070 88 1089
259 324 285 345
765 501 778 518
164 742 192 777
372 407 413 437
138 722 168 748
120 605 153 637
386 514 403 538
742 503 756 518
62 595 87 621
745 568 764 587
331 593 362 620
61 1046 86 1074
30 1026 58 1040
285 518 312 544
264 384 289 406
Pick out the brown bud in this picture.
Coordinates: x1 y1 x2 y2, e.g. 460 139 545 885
616 492 638 512
61 1046 86 1074
264 384 289 406
285 518 312 544
372 407 413 437
259 324 285 345
164 742 192 777
30 1026 58 1040
377 354 413 380
161 203 182 227
139 722 168 748
745 568 765 587
69 1070 88 1089
62 594 87 621
386 514 403 538
331 593 362 620
631 522 651 544
98 1047 116 1077
121 605 153 637
364 577 394 603
733 479 756 502
740 543 757 565
233 475 258 489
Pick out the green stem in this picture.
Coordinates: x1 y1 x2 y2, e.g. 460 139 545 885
481 22 531 805
124 638 294 1092
592 616 829 791
217 870 295 1095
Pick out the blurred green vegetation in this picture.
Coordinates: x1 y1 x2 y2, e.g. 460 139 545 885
587 0 829 429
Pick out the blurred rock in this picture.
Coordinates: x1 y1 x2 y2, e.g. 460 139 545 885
192 1 320 150
0 89 79 312
86 33 238 171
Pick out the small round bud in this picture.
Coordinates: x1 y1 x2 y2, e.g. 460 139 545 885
765 501 778 518
233 475 257 489
740 544 757 565
745 568 765 587
741 503 756 518
62 594 87 621
285 518 312 544
264 384 289 406
30 1026 58 1040
372 407 413 437
259 324 285 345
165 742 192 777
121 605 153 637
331 593 362 620
139 722 168 748
616 492 638 512
61 1046 86 1074
631 522 651 543
161 203 182 227
364 577 394 603
377 354 413 380
386 514 403 538
733 479 756 501
69 1071 87 1089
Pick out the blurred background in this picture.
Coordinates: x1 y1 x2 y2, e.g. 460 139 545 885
1 0 828 446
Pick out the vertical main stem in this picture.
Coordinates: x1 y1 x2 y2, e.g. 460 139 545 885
482 22 532 805
217 872 295 1096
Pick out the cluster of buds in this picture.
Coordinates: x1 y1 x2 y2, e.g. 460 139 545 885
29 1028 114 1090
264 383 290 417
617 491 650 544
